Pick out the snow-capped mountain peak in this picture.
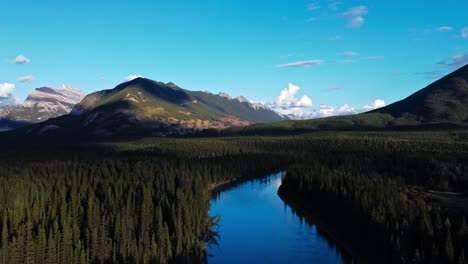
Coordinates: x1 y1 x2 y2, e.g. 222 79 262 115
0 85 85 131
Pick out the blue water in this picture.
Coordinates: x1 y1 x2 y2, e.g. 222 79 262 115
208 173 347 264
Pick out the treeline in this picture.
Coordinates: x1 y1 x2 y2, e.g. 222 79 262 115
0 154 286 264
274 132 468 263
280 158 468 263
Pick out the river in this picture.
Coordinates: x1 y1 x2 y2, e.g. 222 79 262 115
207 172 349 264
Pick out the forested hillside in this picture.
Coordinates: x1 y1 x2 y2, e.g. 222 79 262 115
0 132 467 263
0 146 287 264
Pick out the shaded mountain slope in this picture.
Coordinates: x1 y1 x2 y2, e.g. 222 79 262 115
370 64 468 123
227 65 468 135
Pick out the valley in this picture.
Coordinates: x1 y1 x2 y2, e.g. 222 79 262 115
2 1 467 263
0 131 467 263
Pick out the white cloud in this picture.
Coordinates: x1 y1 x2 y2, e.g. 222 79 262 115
276 83 313 108
363 99 386 110
318 104 358 117
337 104 356 114
435 26 453 32
277 83 299 107
296 95 313 107
0 95 20 107
0 83 15 98
17 75 34 83
275 107 308 118
271 83 386 119
278 60 322 68
275 102 361 119
338 51 359 57
372 99 386 108
284 99 386 119
12 55 31 64
124 74 143 82
462 27 468 38
329 35 341 41
318 104 336 117
307 3 320 10
342 6 368 28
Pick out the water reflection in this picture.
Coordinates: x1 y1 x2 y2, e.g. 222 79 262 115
208 173 351 264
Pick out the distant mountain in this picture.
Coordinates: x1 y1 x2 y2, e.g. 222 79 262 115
0 85 85 131
370 64 468 123
227 64 468 135
7 78 286 139
0 95 17 108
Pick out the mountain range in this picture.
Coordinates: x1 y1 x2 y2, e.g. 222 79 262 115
1 64 467 141
0 85 85 131
4 78 286 139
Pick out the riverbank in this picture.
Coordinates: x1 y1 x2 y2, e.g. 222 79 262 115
277 182 381 264
208 172 348 264
209 171 284 197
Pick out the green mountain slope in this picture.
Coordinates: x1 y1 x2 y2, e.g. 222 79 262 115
5 78 286 139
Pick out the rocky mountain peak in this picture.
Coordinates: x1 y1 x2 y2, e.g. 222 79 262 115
0 85 86 131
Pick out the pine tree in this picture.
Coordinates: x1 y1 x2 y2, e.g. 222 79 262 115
1 212 8 264
445 219 455 263
47 230 57 264
35 225 46 263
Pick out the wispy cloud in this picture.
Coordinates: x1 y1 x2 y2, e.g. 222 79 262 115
17 75 34 83
437 54 468 69
329 35 341 41
0 83 15 98
342 6 368 28
278 60 322 68
307 3 320 11
462 27 468 38
363 56 385 60
435 26 453 32
338 51 359 57
416 71 446 80
280 54 295 59
328 1 343 11
124 74 144 82
12 55 31 64
322 86 340 93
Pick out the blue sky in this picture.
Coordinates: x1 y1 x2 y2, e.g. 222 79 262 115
1 0 467 117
